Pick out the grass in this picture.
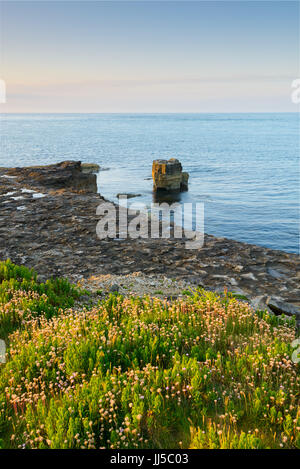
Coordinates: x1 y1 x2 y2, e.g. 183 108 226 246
0 259 299 449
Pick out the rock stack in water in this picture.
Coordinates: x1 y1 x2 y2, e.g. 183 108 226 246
152 158 189 192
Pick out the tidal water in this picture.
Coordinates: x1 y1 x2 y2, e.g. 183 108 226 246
0 113 299 253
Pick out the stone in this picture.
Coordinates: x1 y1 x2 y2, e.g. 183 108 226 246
152 158 189 192
267 268 286 279
212 274 230 280
251 295 273 313
109 284 119 293
116 193 141 199
266 296 300 318
230 287 248 298
37 274 47 283
241 272 257 281
4 161 97 193
229 278 238 286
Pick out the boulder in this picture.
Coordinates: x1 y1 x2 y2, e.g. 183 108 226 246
5 161 97 193
152 158 189 192
250 295 273 314
266 296 300 319
250 295 300 322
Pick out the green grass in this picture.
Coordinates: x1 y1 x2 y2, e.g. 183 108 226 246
0 259 86 338
0 260 299 449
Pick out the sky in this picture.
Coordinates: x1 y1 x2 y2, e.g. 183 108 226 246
0 0 299 113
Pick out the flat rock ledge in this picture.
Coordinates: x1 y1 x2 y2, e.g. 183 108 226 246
0 163 299 324
1 160 97 193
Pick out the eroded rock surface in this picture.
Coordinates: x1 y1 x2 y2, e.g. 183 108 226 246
0 163 299 323
152 158 189 192
1 161 97 193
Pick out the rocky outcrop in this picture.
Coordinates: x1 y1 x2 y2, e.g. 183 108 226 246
0 162 299 326
152 158 189 192
3 161 97 193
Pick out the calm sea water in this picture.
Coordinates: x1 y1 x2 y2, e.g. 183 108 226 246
0 113 299 253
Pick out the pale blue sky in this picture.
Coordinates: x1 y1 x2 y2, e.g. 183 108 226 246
0 1 299 112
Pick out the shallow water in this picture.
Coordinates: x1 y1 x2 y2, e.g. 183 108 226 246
0 113 299 253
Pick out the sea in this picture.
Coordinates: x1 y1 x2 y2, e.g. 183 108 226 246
0 112 299 254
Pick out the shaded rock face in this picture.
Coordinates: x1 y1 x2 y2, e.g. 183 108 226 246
266 297 300 320
4 161 97 193
152 158 189 192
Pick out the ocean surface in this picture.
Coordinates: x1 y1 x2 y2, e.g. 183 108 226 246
0 113 299 254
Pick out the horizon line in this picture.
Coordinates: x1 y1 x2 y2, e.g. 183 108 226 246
1 111 299 115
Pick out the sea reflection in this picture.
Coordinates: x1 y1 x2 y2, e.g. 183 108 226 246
152 190 183 205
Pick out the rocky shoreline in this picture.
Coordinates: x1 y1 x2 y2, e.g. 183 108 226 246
0 161 299 323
